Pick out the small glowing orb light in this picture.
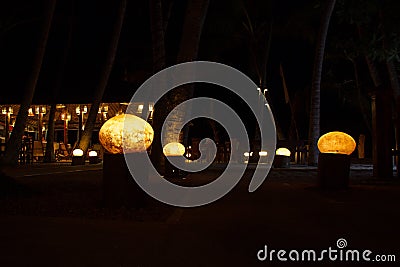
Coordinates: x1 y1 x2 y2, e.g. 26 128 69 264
163 142 185 156
88 150 98 157
99 114 154 154
73 148 84 157
317 131 356 155
276 147 291 157
259 151 268 157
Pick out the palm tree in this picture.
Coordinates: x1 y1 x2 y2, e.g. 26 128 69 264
308 0 336 166
2 0 57 166
162 0 210 146
75 0 126 157
150 0 210 170
44 0 75 163
149 0 167 171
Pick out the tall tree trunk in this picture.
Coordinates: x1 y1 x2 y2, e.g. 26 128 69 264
44 104 57 162
76 0 126 156
163 0 210 146
308 0 336 166
346 56 372 134
386 60 400 177
44 0 75 163
149 0 167 172
2 0 57 166
358 25 393 179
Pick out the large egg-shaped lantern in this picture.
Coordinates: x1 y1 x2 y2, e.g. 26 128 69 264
99 114 154 154
163 142 185 156
317 131 356 155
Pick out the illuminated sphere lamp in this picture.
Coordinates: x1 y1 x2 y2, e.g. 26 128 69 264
100 114 153 208
274 147 291 168
99 114 154 154
73 148 84 157
276 147 291 157
243 152 253 164
258 150 268 164
317 131 356 189
88 150 100 164
163 142 186 179
163 142 185 156
317 131 356 155
71 148 85 165
88 150 98 157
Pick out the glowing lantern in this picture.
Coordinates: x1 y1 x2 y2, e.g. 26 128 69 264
259 151 268 157
88 150 98 157
243 152 253 157
276 148 291 157
163 142 185 156
72 148 84 157
99 114 154 154
317 131 356 155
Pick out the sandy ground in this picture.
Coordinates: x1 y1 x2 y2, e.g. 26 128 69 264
0 165 399 266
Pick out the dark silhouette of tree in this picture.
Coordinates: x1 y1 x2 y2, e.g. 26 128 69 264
149 0 168 171
44 0 75 163
150 0 210 171
2 0 57 166
336 0 400 178
308 0 336 166
75 0 126 157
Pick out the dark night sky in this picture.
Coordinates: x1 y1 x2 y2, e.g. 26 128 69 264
1 0 316 102
0 0 383 143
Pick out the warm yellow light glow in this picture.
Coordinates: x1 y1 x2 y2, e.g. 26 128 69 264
137 104 144 113
276 147 291 157
73 149 84 157
259 151 268 157
35 106 45 115
317 131 356 155
163 142 185 156
88 150 98 157
99 114 154 154
28 108 34 117
243 152 253 157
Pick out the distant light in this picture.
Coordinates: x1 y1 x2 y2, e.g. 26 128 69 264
28 108 34 117
259 151 268 157
88 150 98 157
243 152 253 157
137 104 144 113
276 148 291 157
73 149 84 157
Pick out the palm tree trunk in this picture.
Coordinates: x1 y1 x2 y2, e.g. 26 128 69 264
358 25 393 178
44 1 75 163
386 60 400 177
76 0 126 156
149 0 167 171
2 0 57 166
308 0 336 166
163 0 210 145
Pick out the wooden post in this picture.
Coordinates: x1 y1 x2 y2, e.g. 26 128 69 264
358 134 365 159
